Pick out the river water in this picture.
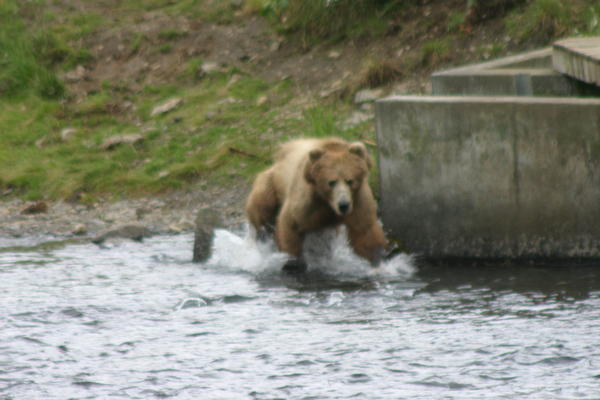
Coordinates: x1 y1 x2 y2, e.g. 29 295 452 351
1 229 600 400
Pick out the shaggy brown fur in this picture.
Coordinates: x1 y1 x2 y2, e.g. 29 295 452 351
246 137 387 268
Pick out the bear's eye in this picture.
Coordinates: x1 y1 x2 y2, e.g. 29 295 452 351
328 180 337 188
346 179 353 186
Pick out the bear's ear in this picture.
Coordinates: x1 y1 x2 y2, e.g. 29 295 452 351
304 149 323 184
349 142 373 169
309 149 324 163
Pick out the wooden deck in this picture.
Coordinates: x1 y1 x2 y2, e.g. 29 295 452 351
553 37 600 87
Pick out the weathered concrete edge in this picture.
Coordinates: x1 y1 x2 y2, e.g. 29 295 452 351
378 95 600 105
432 48 551 76
553 40 600 86
434 69 559 77
553 39 600 65
431 47 600 97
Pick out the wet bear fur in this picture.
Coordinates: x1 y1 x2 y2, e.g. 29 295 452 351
245 137 387 268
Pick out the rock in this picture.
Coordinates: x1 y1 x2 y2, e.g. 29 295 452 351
72 224 87 236
35 136 48 148
360 102 374 112
200 61 221 76
60 128 77 142
354 88 384 104
226 74 241 87
319 74 350 98
319 82 344 98
92 224 153 244
327 50 341 59
168 223 183 233
150 98 182 117
256 95 268 106
135 207 151 220
21 201 48 215
341 111 372 129
169 219 194 233
100 134 144 151
192 208 224 263
63 65 86 83
270 41 281 52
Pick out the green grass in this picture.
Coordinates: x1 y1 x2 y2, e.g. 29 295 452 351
0 0 383 201
158 29 188 41
506 0 600 44
420 38 452 68
258 0 410 45
18 0 600 202
447 12 466 33
0 50 373 201
0 1 64 98
120 0 235 21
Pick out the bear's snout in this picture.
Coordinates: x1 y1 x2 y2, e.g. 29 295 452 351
331 182 353 216
338 200 351 215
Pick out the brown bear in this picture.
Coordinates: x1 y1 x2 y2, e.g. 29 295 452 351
245 137 388 270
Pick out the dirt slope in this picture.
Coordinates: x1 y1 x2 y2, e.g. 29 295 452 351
53 0 534 104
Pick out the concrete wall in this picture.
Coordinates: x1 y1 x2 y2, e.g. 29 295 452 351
376 95 600 259
432 48 600 97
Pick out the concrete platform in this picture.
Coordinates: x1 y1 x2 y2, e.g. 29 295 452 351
376 95 600 260
553 37 600 87
432 48 600 97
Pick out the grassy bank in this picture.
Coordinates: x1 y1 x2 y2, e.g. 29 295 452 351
0 0 373 201
0 69 367 201
1 0 599 202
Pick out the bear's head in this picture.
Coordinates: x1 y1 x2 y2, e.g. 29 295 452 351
304 141 372 216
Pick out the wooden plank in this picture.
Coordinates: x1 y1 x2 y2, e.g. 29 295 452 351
553 37 600 87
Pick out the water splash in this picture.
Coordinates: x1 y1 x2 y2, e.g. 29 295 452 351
206 228 289 275
206 225 416 281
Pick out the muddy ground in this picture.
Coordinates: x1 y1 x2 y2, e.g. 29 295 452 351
0 182 248 242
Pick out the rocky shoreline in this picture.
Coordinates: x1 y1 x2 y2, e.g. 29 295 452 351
0 183 249 246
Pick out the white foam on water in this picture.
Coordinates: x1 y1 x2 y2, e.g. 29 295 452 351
206 228 289 275
206 225 416 281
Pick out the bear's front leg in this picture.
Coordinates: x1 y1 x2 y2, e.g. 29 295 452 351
276 218 307 273
347 221 387 267
245 168 279 239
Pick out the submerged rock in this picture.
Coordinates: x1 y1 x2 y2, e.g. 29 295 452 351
92 224 153 244
192 208 224 263
71 224 87 236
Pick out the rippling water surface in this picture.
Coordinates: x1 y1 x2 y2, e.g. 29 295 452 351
2 229 600 400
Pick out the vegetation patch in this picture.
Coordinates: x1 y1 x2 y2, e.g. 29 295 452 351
0 1 64 98
506 0 600 44
2 0 600 202
258 0 412 45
